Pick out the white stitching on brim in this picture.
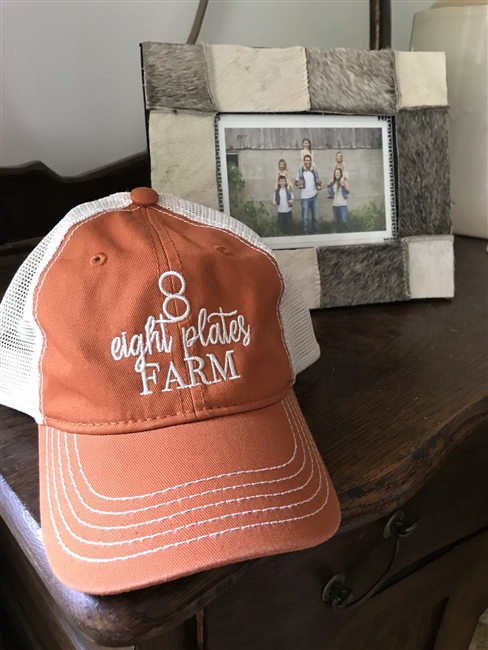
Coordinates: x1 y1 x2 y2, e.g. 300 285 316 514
71 394 300 506
47 396 317 542
44 396 330 562
63 399 307 517
54 398 313 528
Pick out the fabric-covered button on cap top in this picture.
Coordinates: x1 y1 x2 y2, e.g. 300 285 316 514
130 187 159 207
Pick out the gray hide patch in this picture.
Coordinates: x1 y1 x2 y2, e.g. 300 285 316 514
396 108 451 237
318 242 409 308
306 48 397 115
142 42 215 112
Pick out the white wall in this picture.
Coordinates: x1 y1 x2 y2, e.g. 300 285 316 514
1 0 433 176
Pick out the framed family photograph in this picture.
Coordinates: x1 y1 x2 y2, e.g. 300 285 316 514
217 114 396 249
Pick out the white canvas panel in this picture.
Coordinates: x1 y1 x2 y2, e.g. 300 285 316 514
149 111 220 210
205 45 310 113
405 235 454 299
274 249 321 311
395 51 448 108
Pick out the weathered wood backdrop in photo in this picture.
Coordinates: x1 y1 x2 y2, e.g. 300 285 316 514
142 43 453 310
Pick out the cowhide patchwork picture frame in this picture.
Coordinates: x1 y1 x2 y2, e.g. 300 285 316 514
141 43 453 310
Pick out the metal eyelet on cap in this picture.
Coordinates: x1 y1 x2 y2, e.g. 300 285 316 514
90 253 107 266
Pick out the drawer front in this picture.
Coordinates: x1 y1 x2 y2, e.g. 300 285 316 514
204 426 488 650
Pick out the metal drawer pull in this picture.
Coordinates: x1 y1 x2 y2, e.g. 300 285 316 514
321 510 419 613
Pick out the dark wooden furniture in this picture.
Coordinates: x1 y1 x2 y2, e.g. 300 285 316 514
1 162 487 649
0 156 150 247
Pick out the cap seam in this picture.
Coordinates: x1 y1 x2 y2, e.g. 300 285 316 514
140 206 162 277
44 382 292 427
151 211 206 416
144 209 189 416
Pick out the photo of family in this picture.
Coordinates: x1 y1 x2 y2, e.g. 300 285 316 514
217 114 395 249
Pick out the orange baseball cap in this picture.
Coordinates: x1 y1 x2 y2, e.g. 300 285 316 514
0 188 340 595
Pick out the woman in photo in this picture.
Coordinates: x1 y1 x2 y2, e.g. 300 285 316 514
275 158 292 189
300 138 314 166
328 168 351 233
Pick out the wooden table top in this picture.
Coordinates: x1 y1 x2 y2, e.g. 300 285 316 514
1 236 487 646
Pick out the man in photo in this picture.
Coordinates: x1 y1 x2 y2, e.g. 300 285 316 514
272 175 294 235
295 154 322 235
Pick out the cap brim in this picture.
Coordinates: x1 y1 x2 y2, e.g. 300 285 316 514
39 390 340 595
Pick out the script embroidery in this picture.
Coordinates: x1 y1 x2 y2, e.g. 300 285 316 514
110 271 251 395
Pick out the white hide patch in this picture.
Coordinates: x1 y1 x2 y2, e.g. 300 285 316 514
395 51 448 109
405 235 454 299
204 44 310 113
149 111 220 210
273 249 321 311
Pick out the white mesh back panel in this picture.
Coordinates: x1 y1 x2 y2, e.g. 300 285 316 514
0 192 319 422
0 194 131 422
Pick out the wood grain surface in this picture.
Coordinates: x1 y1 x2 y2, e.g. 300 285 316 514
1 236 487 646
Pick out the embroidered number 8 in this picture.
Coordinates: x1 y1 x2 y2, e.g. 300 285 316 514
158 271 191 322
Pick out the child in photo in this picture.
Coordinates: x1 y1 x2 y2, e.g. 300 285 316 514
300 138 314 166
275 159 292 189
272 175 294 235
